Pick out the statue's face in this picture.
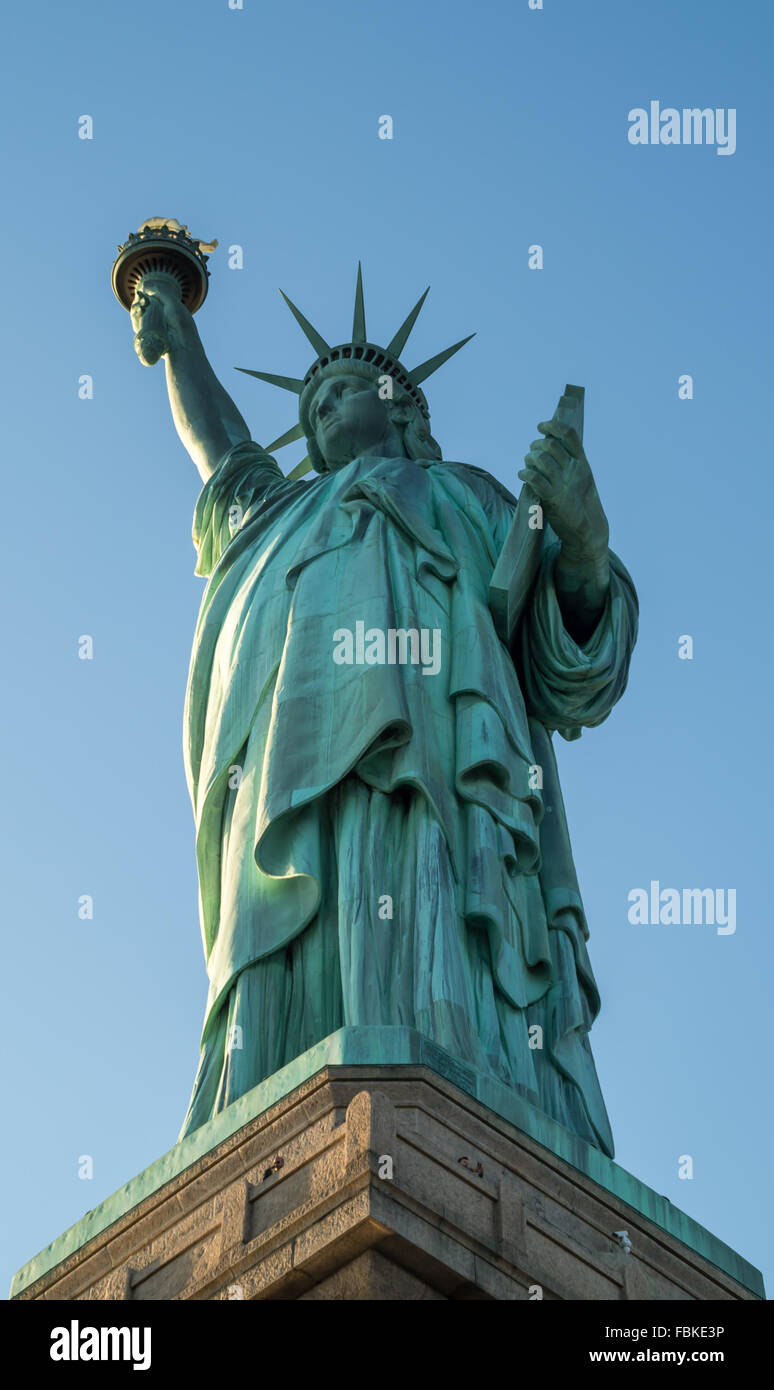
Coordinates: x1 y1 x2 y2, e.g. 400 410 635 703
310 373 403 470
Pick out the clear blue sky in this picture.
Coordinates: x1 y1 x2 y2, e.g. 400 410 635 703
2 0 771 1296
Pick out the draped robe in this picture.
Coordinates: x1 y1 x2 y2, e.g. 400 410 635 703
178 440 638 1155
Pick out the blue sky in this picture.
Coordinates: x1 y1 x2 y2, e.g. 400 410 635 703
2 0 771 1296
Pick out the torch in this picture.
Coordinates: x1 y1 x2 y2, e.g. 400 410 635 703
111 218 217 364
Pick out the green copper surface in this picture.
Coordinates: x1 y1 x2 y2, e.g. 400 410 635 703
122 264 634 1167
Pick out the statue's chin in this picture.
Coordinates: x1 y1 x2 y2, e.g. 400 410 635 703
319 439 362 471
323 441 400 471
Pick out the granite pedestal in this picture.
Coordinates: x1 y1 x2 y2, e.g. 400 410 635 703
11 1030 764 1301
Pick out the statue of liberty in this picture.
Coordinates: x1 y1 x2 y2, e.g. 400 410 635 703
127 251 638 1157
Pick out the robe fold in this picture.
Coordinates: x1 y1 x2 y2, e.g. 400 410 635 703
178 440 638 1155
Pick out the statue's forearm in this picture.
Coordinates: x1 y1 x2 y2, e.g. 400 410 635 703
164 319 250 482
553 544 610 645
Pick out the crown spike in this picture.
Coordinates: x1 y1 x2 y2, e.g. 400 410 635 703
352 262 367 343
235 367 304 394
386 287 430 359
279 290 330 356
287 455 313 480
265 422 306 452
409 333 475 387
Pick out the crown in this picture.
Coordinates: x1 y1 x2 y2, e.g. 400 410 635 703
236 264 474 479
111 218 218 313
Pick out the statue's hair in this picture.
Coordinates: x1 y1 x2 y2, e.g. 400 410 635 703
299 360 442 473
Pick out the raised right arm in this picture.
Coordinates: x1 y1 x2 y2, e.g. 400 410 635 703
130 272 250 483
